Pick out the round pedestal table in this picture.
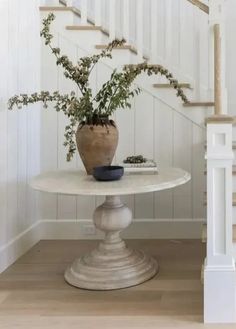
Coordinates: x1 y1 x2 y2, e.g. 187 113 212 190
30 167 190 290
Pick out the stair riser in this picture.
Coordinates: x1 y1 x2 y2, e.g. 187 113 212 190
52 26 138 66
63 30 104 52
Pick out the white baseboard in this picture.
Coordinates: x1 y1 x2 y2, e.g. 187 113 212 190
41 219 204 239
0 219 204 273
0 221 41 273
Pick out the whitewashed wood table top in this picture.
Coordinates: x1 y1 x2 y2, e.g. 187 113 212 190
30 167 191 196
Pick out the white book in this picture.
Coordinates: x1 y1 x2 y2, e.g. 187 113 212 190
122 160 157 168
118 160 158 174
124 167 158 175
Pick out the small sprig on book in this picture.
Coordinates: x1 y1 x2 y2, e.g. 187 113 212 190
123 155 147 164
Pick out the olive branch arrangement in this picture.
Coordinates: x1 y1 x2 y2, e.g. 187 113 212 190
8 13 189 161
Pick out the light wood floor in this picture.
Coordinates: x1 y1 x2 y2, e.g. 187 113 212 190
0 239 233 328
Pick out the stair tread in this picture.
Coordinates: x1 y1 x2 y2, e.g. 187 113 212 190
40 6 75 11
95 45 149 60
66 25 102 31
125 64 162 68
40 6 81 17
96 44 134 50
153 83 191 89
183 101 214 107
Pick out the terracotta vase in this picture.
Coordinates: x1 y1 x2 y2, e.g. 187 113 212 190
76 123 119 175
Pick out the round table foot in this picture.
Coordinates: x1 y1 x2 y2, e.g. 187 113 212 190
64 248 158 290
65 195 158 290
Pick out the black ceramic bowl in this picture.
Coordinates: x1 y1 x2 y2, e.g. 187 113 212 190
93 165 124 181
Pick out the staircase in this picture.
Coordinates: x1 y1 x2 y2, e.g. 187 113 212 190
40 0 215 122
39 0 236 324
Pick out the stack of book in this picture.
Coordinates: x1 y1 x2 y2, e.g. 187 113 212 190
119 157 158 174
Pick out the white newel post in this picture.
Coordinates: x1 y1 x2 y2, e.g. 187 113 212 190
204 121 236 323
204 1 236 323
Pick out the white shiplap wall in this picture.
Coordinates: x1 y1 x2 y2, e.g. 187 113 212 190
0 0 41 270
1 0 236 268
39 5 206 225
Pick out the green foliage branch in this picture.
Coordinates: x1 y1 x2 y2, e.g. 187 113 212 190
8 13 189 161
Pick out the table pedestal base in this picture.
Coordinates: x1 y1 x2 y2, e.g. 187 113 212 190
64 196 158 290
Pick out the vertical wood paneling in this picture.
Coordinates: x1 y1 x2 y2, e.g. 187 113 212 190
80 0 88 24
115 0 122 39
91 62 113 211
0 0 9 247
134 92 154 219
17 2 29 233
129 0 136 45
150 0 158 62
179 0 195 79
143 0 151 56
101 0 109 32
108 0 116 40
40 14 59 220
192 124 206 219
173 112 192 219
94 0 102 26
1 0 41 248
156 0 165 60
171 0 181 67
116 100 135 214
136 0 144 60
57 35 77 220
76 46 97 220
122 0 130 44
165 0 172 62
26 0 41 227
7 0 20 240
154 100 174 220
